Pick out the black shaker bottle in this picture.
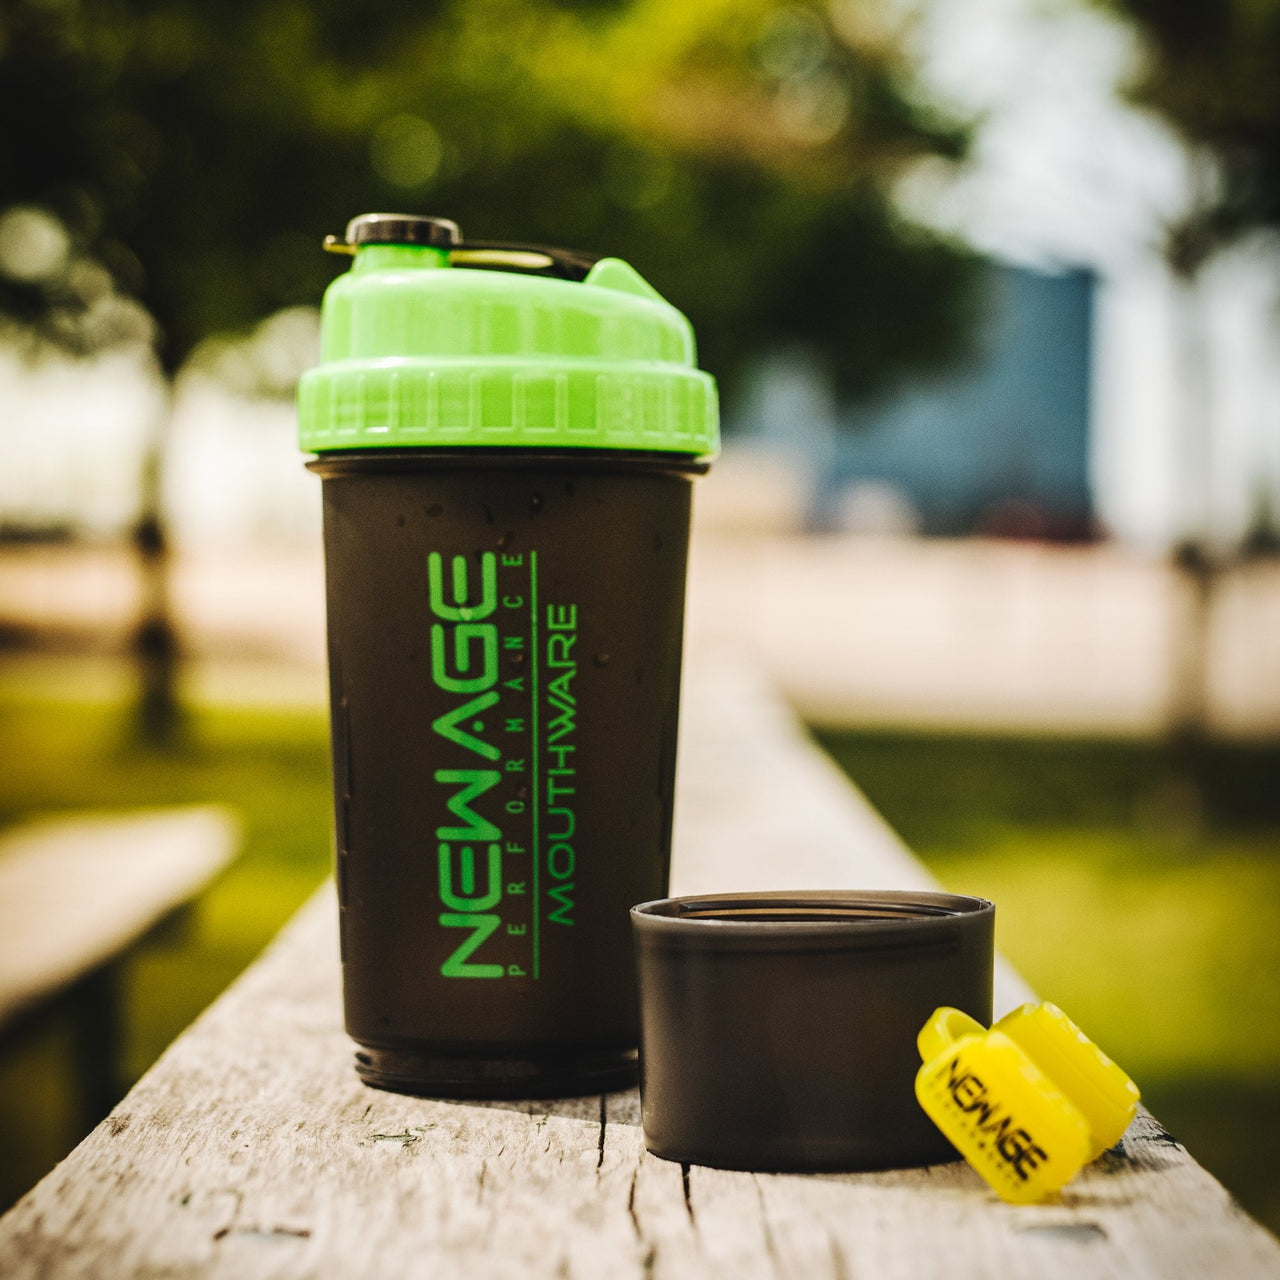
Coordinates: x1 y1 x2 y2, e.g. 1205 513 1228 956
298 213 719 1097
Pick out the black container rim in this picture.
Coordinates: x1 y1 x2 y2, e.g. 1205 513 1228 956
631 889 993 952
305 446 712 476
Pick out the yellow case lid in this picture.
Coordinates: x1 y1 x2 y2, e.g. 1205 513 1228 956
915 1002 1140 1204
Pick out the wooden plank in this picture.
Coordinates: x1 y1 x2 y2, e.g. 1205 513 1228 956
0 659 1275 1279
669 650 1032 1014
0 806 238 1030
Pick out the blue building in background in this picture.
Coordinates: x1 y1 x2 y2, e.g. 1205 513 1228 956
736 261 1096 538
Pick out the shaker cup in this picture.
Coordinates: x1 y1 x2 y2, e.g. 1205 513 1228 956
297 213 718 1098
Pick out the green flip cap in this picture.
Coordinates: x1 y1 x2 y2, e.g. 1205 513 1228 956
298 214 719 458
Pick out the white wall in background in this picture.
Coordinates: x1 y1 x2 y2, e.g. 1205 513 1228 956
0 354 319 548
161 374 320 549
0 348 159 538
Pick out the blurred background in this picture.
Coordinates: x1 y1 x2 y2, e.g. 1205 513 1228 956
1 0 1278 1232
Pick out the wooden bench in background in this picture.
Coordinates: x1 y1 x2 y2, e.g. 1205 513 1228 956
0 658 1275 1278
0 806 238 1129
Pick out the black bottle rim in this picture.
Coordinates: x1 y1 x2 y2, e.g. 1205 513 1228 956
307 447 710 479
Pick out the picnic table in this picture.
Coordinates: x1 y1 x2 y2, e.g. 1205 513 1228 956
1 654 1276 1279
0 806 238 1130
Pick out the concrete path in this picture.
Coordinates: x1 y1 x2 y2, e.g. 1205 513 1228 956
2 537 1278 736
687 535 1280 736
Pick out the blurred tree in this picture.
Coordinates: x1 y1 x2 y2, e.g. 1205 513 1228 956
1102 0 1280 751
1108 0 1280 266
0 0 978 740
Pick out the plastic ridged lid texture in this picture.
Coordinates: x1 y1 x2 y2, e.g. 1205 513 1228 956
915 1001 1141 1204
298 240 719 457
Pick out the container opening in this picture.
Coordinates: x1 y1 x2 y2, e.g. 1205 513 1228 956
675 902 954 923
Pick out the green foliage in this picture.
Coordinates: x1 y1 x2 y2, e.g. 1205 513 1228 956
815 725 1280 1233
0 0 977 400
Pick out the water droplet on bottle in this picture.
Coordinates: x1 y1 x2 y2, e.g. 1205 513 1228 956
529 494 544 515
426 503 443 518
594 653 611 667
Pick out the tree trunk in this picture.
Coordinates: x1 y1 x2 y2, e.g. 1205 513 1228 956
130 381 182 749
1165 270 1214 804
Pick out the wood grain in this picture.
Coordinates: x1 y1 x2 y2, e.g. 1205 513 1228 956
0 655 1275 1278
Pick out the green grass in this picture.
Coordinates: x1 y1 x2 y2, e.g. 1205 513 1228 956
813 727 1280 1235
0 666 333 1212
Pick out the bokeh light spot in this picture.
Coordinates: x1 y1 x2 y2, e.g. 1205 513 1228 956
370 116 445 189
0 207 70 283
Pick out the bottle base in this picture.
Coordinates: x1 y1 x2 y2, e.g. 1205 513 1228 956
354 1045 639 1099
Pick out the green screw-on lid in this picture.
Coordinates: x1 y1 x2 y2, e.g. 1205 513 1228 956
298 214 719 458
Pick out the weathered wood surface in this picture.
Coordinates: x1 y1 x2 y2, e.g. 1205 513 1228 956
0 806 238 1030
1 655 1276 1279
